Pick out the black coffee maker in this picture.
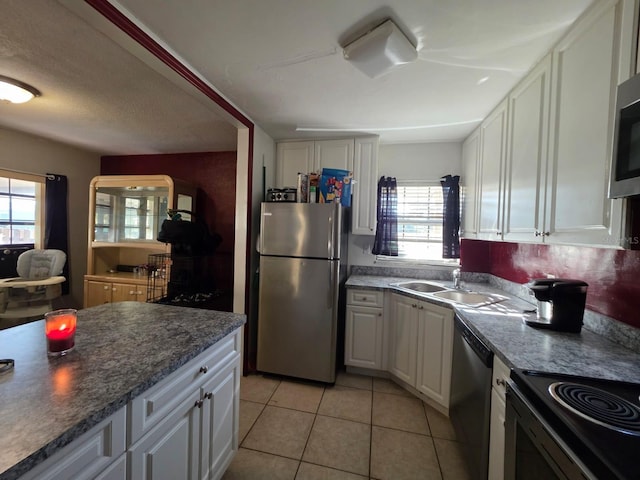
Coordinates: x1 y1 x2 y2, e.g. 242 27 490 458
526 279 588 332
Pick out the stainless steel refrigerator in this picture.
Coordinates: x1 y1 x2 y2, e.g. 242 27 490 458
257 202 347 383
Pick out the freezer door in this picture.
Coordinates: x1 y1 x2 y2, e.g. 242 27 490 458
260 202 342 259
257 256 339 382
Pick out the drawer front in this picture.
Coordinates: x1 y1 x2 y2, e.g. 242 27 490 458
20 407 127 480
129 329 240 444
492 355 510 401
347 289 384 308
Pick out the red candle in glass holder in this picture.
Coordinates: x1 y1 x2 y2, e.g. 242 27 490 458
45 309 77 356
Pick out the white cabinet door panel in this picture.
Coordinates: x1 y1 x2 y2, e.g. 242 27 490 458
352 137 379 235
488 387 506 480
503 56 551 242
201 361 239 480
388 294 418 386
345 305 383 369
478 99 507 239
547 2 623 246
275 141 315 188
314 138 354 172
415 302 454 407
461 128 480 238
128 390 201 480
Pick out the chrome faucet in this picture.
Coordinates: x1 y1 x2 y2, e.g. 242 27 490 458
452 268 461 289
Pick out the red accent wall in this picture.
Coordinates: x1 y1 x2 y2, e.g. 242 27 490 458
101 152 236 302
460 239 640 329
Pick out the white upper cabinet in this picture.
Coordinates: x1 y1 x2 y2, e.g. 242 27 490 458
545 0 631 246
352 137 379 235
461 127 480 238
275 137 378 235
465 0 636 248
503 55 552 242
477 99 508 240
313 138 354 172
275 141 315 188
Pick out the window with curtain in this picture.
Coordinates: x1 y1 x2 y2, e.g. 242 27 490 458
376 180 459 262
0 171 44 247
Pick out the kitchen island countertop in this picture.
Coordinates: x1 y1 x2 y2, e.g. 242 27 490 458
0 302 245 480
346 274 640 384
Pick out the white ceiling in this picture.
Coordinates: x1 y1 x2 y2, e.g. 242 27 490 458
0 0 595 154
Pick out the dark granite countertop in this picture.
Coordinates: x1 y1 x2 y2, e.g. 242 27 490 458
0 302 245 480
346 275 640 384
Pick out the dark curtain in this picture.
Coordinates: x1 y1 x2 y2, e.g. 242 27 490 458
44 174 70 294
440 174 460 259
372 176 398 256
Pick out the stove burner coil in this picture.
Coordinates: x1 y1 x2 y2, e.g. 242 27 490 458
549 382 640 436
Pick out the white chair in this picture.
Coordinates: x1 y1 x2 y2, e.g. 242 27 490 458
0 249 67 320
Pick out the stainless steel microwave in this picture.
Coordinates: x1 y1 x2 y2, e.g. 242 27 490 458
610 72 640 198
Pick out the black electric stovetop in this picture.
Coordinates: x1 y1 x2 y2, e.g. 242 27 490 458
510 369 640 480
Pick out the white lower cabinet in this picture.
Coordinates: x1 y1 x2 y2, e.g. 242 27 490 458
388 293 454 409
488 355 509 480
19 329 241 480
415 301 454 406
388 293 419 385
128 331 241 480
345 288 384 370
199 362 239 480
129 360 239 480
128 389 201 480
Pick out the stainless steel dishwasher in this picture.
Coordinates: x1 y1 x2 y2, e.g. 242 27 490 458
450 314 494 480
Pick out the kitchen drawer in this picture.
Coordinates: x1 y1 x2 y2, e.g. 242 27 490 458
20 407 126 480
129 329 240 444
347 288 384 308
492 355 510 401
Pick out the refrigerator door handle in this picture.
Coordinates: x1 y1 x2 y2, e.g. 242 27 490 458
328 261 335 309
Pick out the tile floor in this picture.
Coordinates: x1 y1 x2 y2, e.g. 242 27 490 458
222 370 471 480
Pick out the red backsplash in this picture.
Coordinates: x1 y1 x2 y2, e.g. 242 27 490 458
101 152 237 301
460 239 640 329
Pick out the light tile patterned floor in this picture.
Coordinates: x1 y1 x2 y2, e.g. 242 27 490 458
222 371 472 480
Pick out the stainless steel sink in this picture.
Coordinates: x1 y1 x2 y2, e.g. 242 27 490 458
431 290 506 307
391 281 448 293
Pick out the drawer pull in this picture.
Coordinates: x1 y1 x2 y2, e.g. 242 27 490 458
199 366 209 374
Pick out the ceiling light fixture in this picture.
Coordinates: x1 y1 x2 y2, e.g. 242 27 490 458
343 19 417 78
0 75 41 104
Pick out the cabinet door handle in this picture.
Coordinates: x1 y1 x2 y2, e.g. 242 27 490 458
199 366 209 374
194 399 204 409
129 290 135 295
204 392 213 400
103 285 110 290
496 378 507 387
418 305 424 310
112 287 117 291
412 304 417 308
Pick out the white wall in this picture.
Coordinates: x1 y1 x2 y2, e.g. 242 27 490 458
0 127 101 308
349 141 462 266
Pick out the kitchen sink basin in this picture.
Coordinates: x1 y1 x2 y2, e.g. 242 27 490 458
391 281 448 293
431 290 507 307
